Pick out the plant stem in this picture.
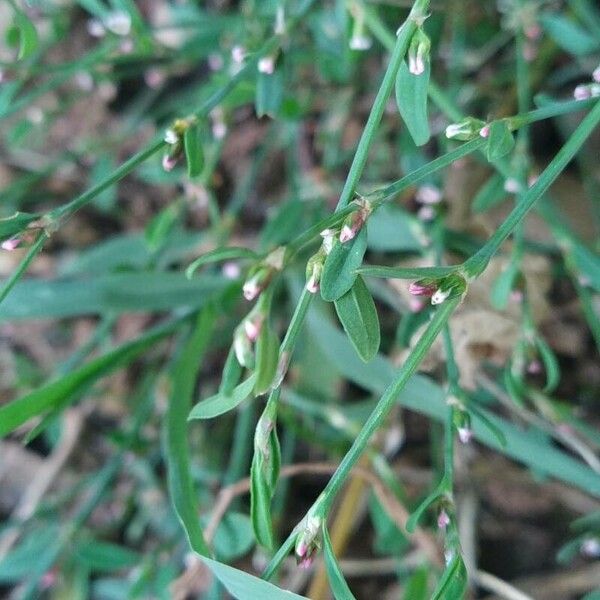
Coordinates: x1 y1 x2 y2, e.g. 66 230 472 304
463 100 600 277
263 296 460 579
0 231 48 307
335 0 431 210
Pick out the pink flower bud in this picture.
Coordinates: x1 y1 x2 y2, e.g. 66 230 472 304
574 84 591 100
526 359 542 375
231 46 245 64
162 154 178 172
339 224 355 243
349 35 371 51
222 261 241 279
243 277 261 301
408 280 437 297
525 24 541 40
438 509 450 530
479 125 490 138
417 205 435 221
295 515 322 569
258 56 275 74
504 178 521 194
1 238 20 251
244 317 262 342
415 184 442 205
458 426 473 444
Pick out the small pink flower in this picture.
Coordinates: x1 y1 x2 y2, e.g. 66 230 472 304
416 184 442 205
527 360 542 375
408 281 437 297
574 84 591 100
244 318 262 342
525 24 541 40
417 205 435 221
162 154 178 172
339 224 355 243
1 238 20 251
479 125 490 138
458 426 473 444
438 509 450 530
243 278 261 301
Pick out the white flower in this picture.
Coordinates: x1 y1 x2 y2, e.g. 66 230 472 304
349 35 372 51
164 129 178 145
258 56 275 75
105 11 131 36
431 288 451 305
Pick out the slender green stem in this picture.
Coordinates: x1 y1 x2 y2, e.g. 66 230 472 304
263 296 460 579
463 100 600 277
0 231 48 307
335 0 431 210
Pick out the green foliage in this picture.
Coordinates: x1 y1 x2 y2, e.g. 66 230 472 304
1 0 599 598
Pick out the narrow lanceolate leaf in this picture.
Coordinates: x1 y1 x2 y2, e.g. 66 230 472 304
320 226 368 302
535 336 560 393
395 60 431 146
359 265 457 280
164 307 216 557
486 121 515 162
490 262 518 310
255 69 284 118
184 123 204 178
472 173 506 213
250 395 281 549
9 10 39 61
200 556 308 600
431 554 468 600
219 345 243 395
254 324 280 395
334 276 380 362
188 374 257 420
539 13 599 56
0 317 181 438
186 247 258 278
0 211 38 242
322 525 357 600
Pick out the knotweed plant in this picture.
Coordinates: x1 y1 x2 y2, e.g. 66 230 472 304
0 0 599 598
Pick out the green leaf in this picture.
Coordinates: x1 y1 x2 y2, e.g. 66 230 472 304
359 265 456 280
74 539 140 572
305 303 600 497
0 318 181 438
322 525 357 600
539 13 599 55
250 397 281 548
0 211 38 242
472 173 506 213
0 526 60 582
486 121 515 162
403 567 430 600
406 486 442 533
334 276 380 362
320 226 368 302
254 324 280 395
219 345 243 395
490 262 518 310
184 123 204 178
395 60 431 146
204 511 255 561
9 10 39 61
366 204 421 252
431 554 468 600
145 203 181 251
164 308 216 557
255 68 284 118
200 556 308 599
186 247 259 279
0 272 228 320
534 335 560 393
188 374 257 420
